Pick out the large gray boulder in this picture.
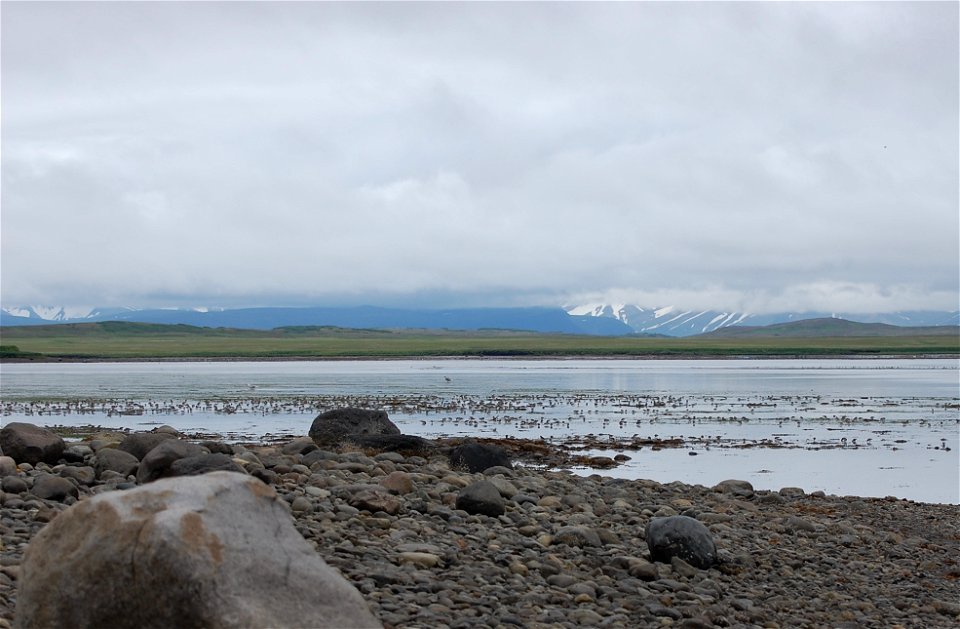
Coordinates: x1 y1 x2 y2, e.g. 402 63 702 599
0 422 65 466
309 408 400 447
15 471 380 629
645 515 717 569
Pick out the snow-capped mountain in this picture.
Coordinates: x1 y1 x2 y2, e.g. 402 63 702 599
0 305 115 322
566 304 960 337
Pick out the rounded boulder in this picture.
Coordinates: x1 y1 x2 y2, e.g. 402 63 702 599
15 471 380 629
308 408 399 448
0 422 65 466
645 515 717 570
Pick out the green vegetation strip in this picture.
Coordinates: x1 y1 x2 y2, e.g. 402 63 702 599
1 322 957 360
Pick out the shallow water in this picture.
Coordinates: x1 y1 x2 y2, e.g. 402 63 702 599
1 358 957 502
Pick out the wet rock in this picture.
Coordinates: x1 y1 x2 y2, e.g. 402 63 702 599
0 423 65 466
308 408 399 447
646 515 717 569
456 480 505 517
15 472 380 629
449 442 512 473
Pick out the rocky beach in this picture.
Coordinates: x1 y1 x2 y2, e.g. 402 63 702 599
0 415 958 629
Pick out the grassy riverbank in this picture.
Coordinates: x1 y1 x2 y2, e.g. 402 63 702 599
2 322 957 360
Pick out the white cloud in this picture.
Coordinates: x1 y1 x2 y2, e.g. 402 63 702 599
1 2 956 311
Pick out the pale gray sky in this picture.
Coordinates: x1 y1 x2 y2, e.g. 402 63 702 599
2 1 957 313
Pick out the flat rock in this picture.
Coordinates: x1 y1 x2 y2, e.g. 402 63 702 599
168 453 245 478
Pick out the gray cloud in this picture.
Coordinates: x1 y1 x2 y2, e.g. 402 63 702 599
2 2 957 312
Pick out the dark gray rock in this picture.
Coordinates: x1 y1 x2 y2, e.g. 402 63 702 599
30 475 79 502
308 408 400 447
0 422 65 466
63 445 92 463
2 475 29 494
449 442 512 473
168 453 245 477
645 515 717 569
200 440 235 455
348 434 434 454
136 439 204 484
95 448 140 479
14 472 381 629
456 480 506 517
117 432 176 461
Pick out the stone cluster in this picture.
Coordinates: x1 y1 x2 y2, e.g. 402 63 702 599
0 418 958 628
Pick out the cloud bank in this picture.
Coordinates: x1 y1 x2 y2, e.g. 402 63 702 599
2 2 957 312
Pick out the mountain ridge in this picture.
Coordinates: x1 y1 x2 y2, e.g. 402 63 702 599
565 303 960 336
0 305 634 337
3 304 958 337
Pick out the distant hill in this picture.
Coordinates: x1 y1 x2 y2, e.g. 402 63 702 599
698 318 960 338
0 305 635 337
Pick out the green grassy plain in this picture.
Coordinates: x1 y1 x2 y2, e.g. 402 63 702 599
1 322 957 360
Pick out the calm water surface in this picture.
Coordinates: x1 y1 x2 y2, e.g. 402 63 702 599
2 359 957 503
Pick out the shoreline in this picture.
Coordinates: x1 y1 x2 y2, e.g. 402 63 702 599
1 428 958 627
3 353 959 363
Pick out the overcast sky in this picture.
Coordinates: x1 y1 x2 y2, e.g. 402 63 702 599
2 2 957 313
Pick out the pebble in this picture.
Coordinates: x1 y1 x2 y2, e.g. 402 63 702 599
0 436 957 629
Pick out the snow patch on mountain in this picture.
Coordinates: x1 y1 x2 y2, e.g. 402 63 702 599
565 304 960 337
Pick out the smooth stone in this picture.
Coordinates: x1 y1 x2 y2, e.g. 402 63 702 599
15 472 380 628
646 515 717 569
